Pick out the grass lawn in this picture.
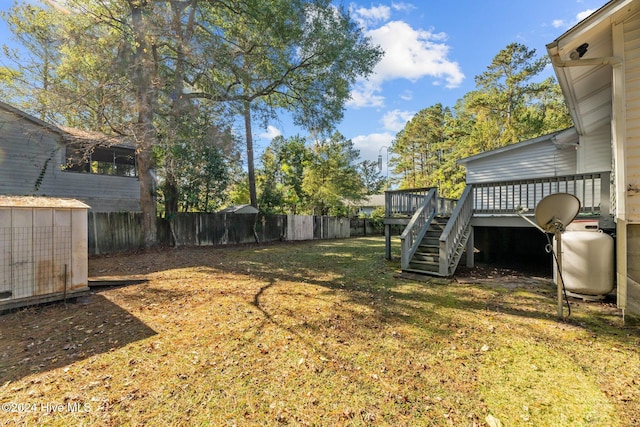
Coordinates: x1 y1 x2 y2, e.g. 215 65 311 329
1 236 639 426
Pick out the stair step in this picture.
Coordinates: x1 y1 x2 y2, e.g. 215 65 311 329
412 253 438 263
409 259 439 271
418 243 440 252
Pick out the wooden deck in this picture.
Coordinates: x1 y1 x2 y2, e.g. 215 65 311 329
384 171 615 276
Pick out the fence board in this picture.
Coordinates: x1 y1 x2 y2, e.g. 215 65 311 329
89 212 349 254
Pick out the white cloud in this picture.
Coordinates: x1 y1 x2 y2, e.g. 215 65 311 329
347 80 386 108
400 90 413 101
351 5 391 28
369 21 463 86
352 133 395 169
348 20 464 108
551 8 596 30
258 125 282 140
576 9 595 22
391 2 417 13
382 109 415 132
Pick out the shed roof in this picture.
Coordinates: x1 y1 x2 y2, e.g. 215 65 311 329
218 204 259 214
0 196 90 209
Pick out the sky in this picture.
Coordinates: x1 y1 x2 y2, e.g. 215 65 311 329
260 0 610 176
0 0 611 176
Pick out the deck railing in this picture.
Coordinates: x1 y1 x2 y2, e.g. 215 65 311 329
385 188 457 217
385 188 433 217
439 186 473 276
471 171 611 216
386 172 613 275
399 188 437 270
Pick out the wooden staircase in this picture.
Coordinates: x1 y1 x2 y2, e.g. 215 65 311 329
405 216 472 276
406 216 447 274
385 173 613 277
395 186 474 277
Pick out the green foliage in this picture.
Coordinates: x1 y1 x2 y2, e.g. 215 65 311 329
2 0 574 214
359 159 387 195
186 0 383 206
303 132 365 215
257 133 369 216
227 175 251 206
0 0 381 243
391 43 572 198
156 107 236 214
258 135 310 214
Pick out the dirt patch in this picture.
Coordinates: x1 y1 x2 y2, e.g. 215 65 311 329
454 263 552 287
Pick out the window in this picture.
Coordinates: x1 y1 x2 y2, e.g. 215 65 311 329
64 144 137 177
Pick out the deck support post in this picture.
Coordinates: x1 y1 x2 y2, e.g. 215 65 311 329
465 226 474 268
384 224 391 260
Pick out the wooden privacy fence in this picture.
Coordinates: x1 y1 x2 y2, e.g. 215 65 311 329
88 212 354 255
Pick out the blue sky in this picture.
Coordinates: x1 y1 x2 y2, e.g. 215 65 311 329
0 0 610 175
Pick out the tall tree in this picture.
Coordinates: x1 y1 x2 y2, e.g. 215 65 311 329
157 107 236 214
2 1 369 244
1 4 63 120
191 0 382 207
359 160 387 195
391 104 450 190
303 132 364 215
464 43 553 149
390 43 571 198
258 135 310 214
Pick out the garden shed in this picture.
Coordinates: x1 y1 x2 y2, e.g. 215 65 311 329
0 196 90 310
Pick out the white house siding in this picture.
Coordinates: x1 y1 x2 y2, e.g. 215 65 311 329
623 11 640 312
625 12 640 220
578 126 613 173
463 139 577 184
627 224 640 314
0 108 140 212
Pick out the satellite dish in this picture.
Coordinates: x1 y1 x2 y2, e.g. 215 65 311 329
534 193 581 233
516 193 582 318
530 193 581 319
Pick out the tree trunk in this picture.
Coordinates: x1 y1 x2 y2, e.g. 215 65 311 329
130 1 158 247
244 100 258 207
163 176 179 217
137 142 157 247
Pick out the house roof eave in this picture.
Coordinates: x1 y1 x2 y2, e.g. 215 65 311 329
0 101 135 149
457 127 577 165
546 0 640 136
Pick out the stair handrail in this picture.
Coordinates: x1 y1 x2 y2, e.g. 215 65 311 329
439 185 473 276
400 188 437 270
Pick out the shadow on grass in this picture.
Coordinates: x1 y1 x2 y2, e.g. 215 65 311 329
86 236 639 346
89 279 149 288
0 293 156 384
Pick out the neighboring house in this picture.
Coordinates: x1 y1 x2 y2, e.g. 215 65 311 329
0 101 140 212
352 194 385 217
546 0 640 315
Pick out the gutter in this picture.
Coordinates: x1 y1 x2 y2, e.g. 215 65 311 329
551 56 622 68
